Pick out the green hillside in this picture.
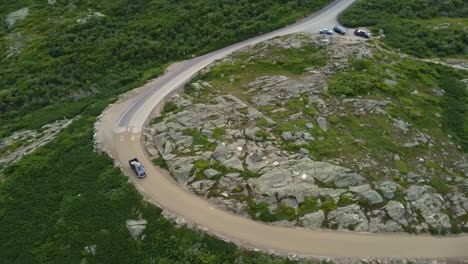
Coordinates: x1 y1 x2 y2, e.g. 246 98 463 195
340 0 467 58
0 0 329 137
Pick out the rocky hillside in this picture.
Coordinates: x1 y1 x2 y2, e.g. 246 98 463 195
145 34 468 234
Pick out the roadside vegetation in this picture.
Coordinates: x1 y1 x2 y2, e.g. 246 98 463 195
0 0 330 138
340 0 467 58
0 117 316 263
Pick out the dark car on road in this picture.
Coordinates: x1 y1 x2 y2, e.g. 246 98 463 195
333 26 346 35
129 158 146 178
354 29 370 39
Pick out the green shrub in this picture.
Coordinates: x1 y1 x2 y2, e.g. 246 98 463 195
320 197 337 212
298 196 319 216
338 195 354 207
153 157 168 169
193 159 210 171
430 176 450 195
276 204 297 221
162 101 179 114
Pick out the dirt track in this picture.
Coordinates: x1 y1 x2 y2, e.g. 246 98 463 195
95 0 468 259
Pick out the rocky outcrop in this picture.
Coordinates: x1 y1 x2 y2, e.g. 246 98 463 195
248 159 366 202
143 34 468 235
1 119 75 166
5 8 29 29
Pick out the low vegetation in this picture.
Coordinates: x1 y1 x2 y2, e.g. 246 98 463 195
0 117 315 263
340 0 467 58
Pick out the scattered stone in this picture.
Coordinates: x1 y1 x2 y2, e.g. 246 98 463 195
222 156 244 171
126 219 147 240
316 116 328 131
393 119 410 133
204 168 220 178
281 131 293 141
76 12 105 24
246 152 266 172
84 245 97 255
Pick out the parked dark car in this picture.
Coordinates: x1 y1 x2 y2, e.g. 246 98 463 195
354 29 370 39
333 26 346 35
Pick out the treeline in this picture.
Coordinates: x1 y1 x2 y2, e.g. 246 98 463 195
0 0 329 137
340 0 467 58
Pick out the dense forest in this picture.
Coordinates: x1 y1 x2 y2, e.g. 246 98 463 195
0 0 332 262
340 0 467 57
0 0 329 137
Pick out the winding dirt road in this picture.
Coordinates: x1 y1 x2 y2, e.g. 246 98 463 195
96 0 468 259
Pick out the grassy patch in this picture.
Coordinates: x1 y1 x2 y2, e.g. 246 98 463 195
212 127 226 140
430 176 450 195
182 129 216 151
395 160 409 175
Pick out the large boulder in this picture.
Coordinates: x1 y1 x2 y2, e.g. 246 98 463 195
204 168 220 179
349 185 383 205
328 204 368 231
316 116 328 131
385 201 407 226
168 156 196 183
410 192 451 230
247 168 318 201
246 152 266 172
222 156 244 171
300 210 325 229
405 185 431 201
376 181 399 199
211 143 230 162
248 159 366 201
309 161 365 187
